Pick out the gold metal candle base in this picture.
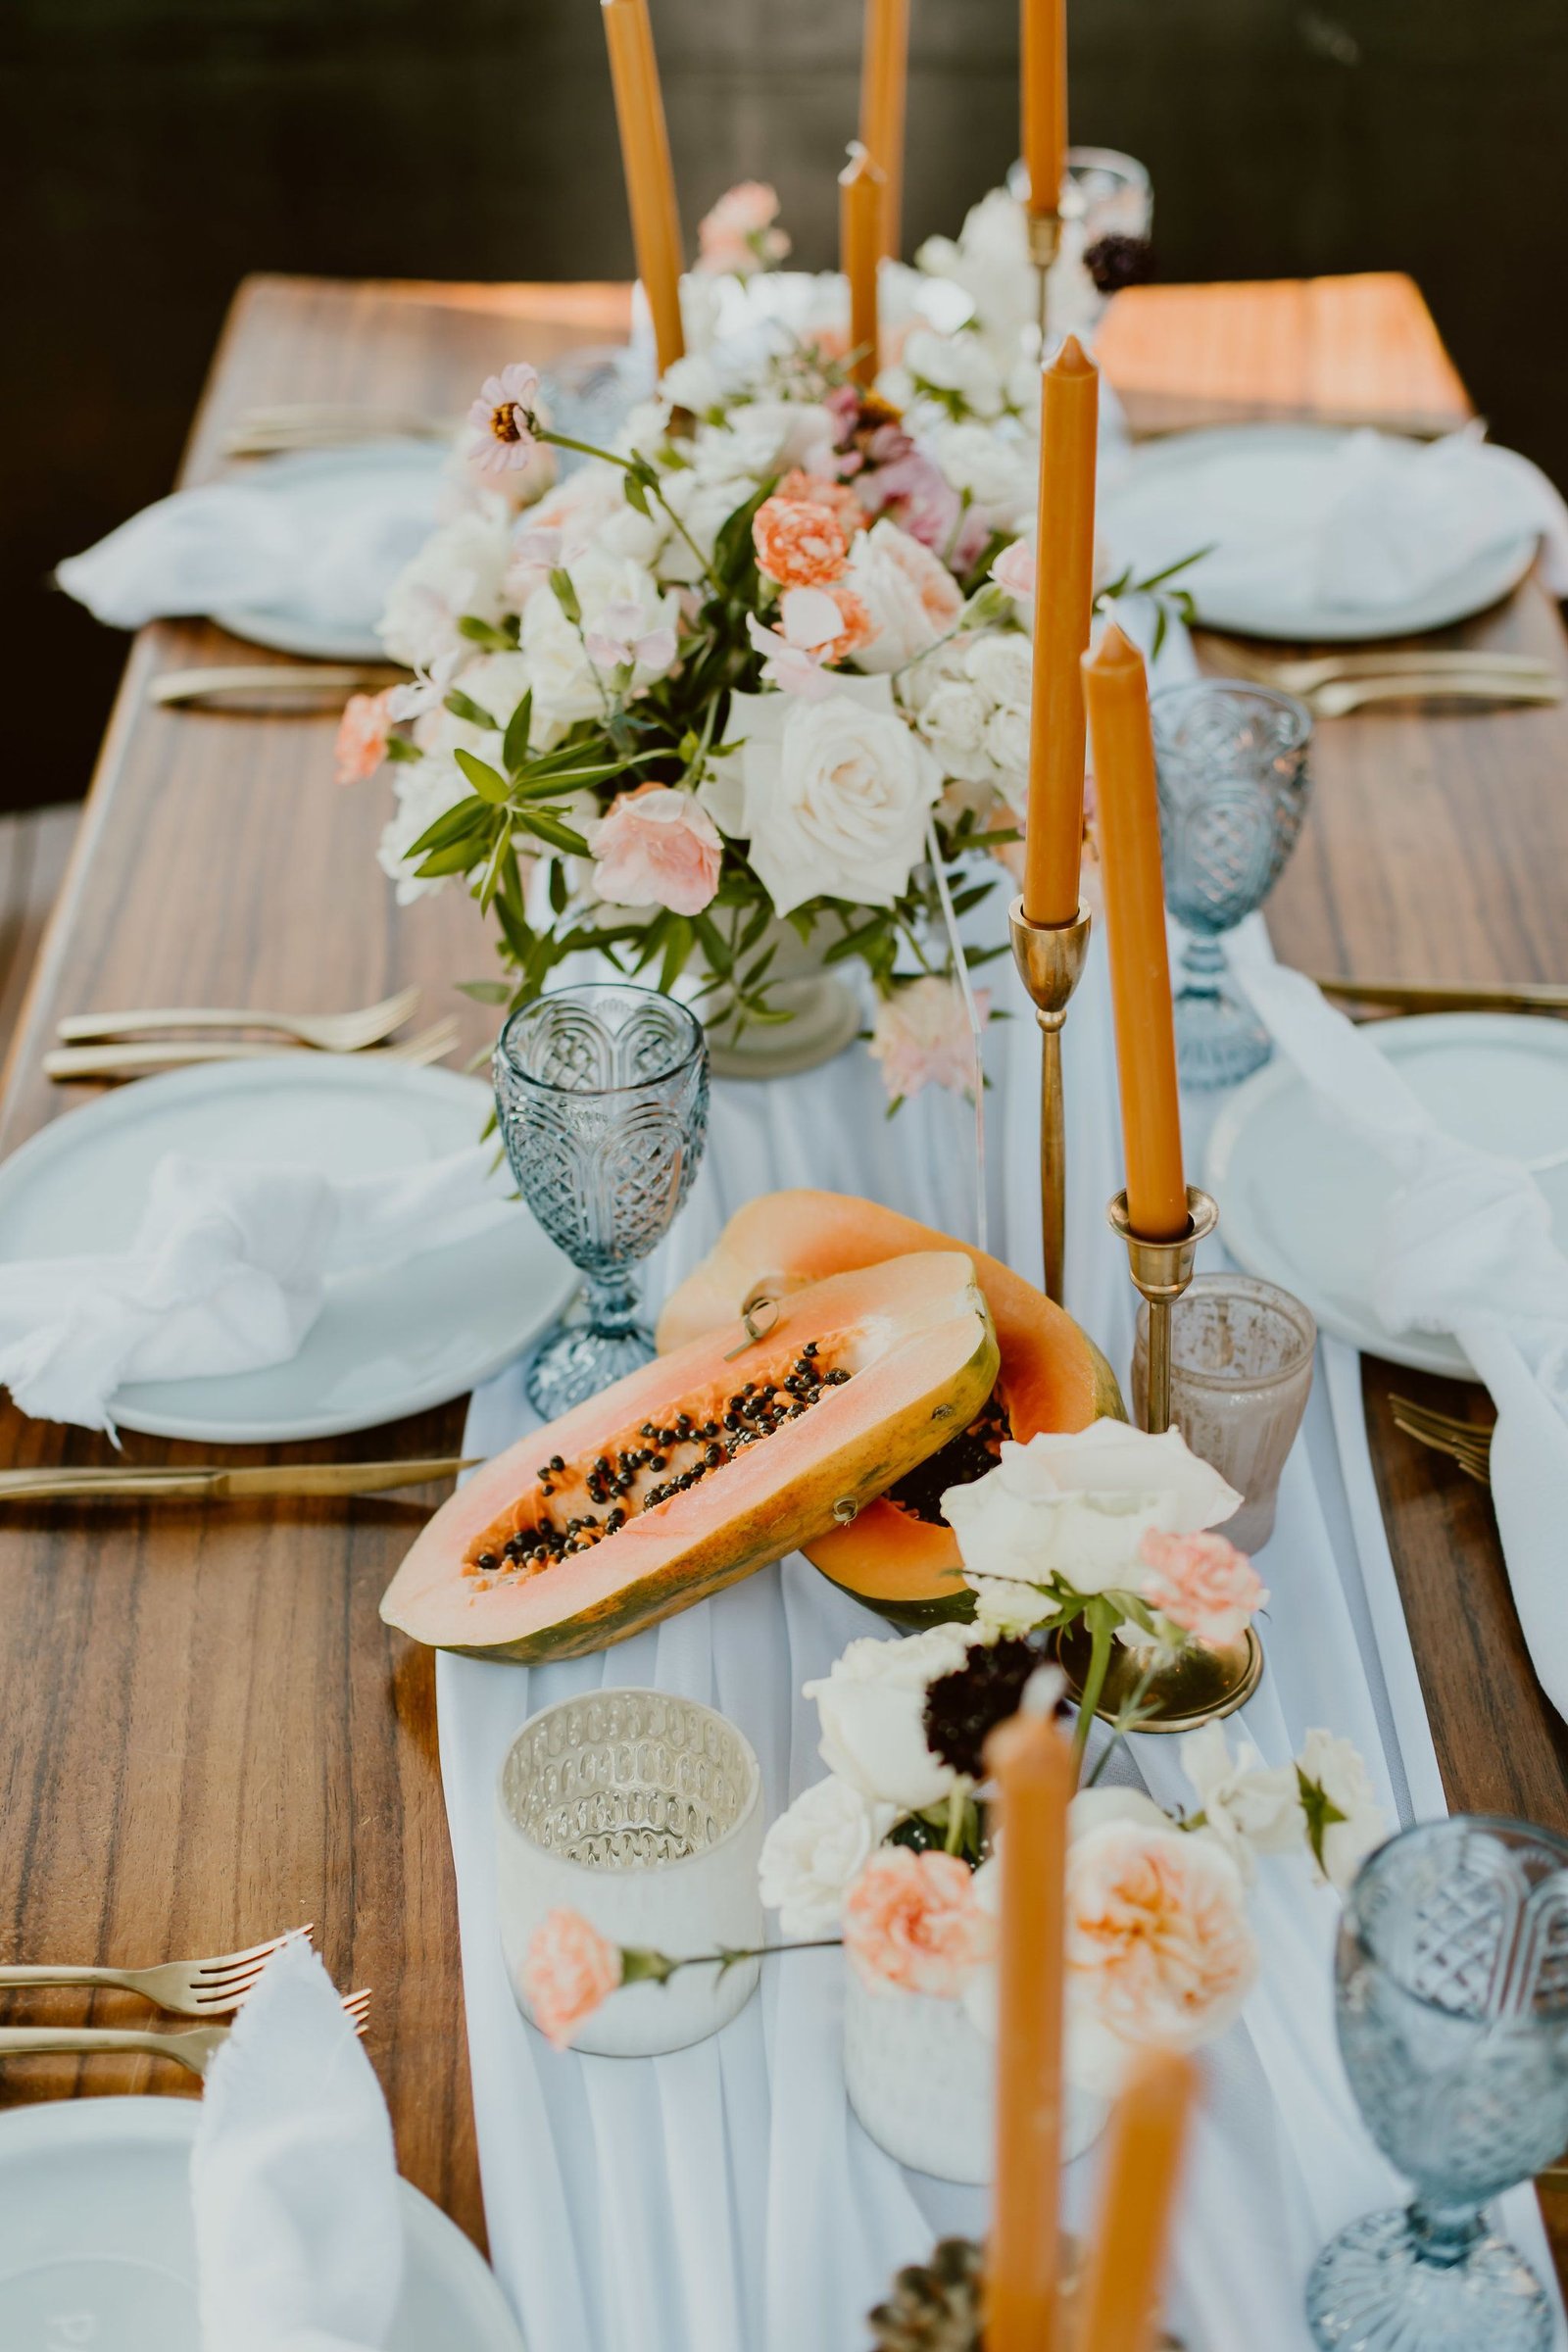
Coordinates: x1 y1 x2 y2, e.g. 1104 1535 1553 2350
1107 1185 1219 1435
1026 208 1062 343
1009 896 1093 1307
1053 1619 1264 1735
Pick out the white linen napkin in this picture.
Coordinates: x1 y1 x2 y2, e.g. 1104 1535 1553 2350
54 453 442 633
1233 954 1568 1724
193 1936 403 2352
0 1144 513 1431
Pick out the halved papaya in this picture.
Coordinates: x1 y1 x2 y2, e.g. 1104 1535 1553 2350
380 1251 998 1661
657 1191 1124 1627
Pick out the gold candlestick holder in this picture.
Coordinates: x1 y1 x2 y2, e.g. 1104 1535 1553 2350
1026 207 1061 345
1107 1184 1218 1435
1009 895 1093 1307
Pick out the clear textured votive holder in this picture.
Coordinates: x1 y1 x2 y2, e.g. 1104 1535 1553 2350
1133 1274 1316 1551
496 1688 763 2057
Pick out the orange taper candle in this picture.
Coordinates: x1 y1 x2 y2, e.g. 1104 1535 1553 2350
602 0 685 377
858 0 910 258
1022 332 1099 928
1070 2049 1197 2352
1083 622 1188 1241
1021 0 1067 220
984 1682 1074 2352
840 146 887 391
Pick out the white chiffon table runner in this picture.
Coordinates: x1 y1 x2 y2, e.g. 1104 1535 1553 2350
437 908 1566 2352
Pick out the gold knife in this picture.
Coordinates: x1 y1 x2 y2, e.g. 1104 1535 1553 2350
1313 975 1568 1016
0 1457 478 1503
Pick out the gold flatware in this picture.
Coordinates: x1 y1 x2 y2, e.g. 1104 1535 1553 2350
150 663 400 710
0 1926 313 2016
1200 638 1559 695
1303 673 1563 718
58 984 420 1053
1390 1396 1494 1485
221 404 457 456
1314 976 1568 1017
0 1987 371 2079
43 1015 459 1083
0 1457 476 1504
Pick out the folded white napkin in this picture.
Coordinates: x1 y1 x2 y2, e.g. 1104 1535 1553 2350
0 1144 513 1432
55 451 442 633
193 1936 403 2352
1234 955 1568 1724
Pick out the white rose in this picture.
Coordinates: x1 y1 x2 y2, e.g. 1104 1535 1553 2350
943 1425 1243 1607
1295 1729 1387 1892
378 505 513 669
917 678 996 784
1178 1724 1304 1881
928 420 1036 520
758 1777 898 1936
902 326 1006 421
963 632 1033 710
983 704 1031 791
845 519 966 673
802 1623 973 1811
725 675 941 917
375 755 471 905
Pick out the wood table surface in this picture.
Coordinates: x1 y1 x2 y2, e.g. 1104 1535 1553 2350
3 269 1566 2279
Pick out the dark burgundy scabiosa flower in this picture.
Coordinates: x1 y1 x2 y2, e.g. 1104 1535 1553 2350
921 1634 1059 1781
1083 233 1154 296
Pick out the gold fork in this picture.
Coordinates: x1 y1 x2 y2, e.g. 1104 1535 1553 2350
1390 1396 1494 1484
58 984 421 1053
0 1927 313 2016
43 1015 459 1083
0 1987 371 2078
149 663 401 710
1200 638 1559 695
1303 673 1564 718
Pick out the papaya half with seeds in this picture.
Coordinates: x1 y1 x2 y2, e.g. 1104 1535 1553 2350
656 1190 1125 1626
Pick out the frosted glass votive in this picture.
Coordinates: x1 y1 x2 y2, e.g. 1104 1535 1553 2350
1133 1274 1316 1551
496 1687 764 2057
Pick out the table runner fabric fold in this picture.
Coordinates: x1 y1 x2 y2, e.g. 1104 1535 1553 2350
438 945 1566 2352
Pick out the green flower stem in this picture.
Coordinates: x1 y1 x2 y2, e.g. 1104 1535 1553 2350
622 1936 842 1986
533 425 725 596
1071 1615 1115 1769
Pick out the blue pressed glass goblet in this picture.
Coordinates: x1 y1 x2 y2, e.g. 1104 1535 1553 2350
494 984 709 1417
1307 1815 1568 2352
1150 680 1313 1090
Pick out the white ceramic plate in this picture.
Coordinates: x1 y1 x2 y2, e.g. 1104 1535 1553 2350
212 440 444 660
0 1056 575 1443
0 2096 524 2351
1205 1013 1568 1377
1101 425 1538 641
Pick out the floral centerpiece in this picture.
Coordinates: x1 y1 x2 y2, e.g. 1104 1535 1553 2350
337 182 1193 1100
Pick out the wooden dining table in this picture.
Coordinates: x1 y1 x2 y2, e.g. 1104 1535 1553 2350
2 265 1567 2282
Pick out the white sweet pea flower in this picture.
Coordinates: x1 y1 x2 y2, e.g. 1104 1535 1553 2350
375 755 471 905
582 598 679 674
802 1623 973 1812
413 649 531 761
378 504 513 670
943 1425 1243 1616
1295 1730 1387 1892
1178 1724 1304 1881
723 675 942 916
520 554 680 736
758 1777 898 1936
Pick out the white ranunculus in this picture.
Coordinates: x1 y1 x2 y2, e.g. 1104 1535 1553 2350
1178 1724 1304 1881
915 187 1035 348
917 677 996 783
943 1425 1244 1609
844 519 966 674
982 703 1031 793
378 504 513 669
963 631 1033 711
901 326 1007 422
375 755 471 905
725 675 942 916
927 420 1036 521
803 1623 974 1812
1295 1729 1388 1892
758 1777 898 1935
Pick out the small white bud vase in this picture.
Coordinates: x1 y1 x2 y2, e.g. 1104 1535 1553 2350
842 1958 1107 2181
497 1688 763 2058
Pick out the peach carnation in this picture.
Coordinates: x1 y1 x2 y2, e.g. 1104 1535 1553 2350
1139 1528 1267 1649
753 496 851 590
842 1848 995 1999
1066 1819 1257 2089
776 471 867 538
868 977 991 1105
521 1908 622 2050
334 688 399 785
589 782 723 918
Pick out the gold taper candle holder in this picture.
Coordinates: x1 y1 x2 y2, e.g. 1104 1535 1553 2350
1026 208 1061 344
1009 895 1093 1307
1107 1184 1219 1436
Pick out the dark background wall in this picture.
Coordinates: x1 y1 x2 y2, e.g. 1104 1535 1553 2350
8 0 1566 813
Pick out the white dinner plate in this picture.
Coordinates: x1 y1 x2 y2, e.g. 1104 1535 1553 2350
0 1056 575 1443
1101 425 1538 641
0 2097 524 2351
212 440 444 660
1205 1013 1568 1378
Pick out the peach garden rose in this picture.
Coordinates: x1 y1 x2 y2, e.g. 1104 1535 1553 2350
1139 1528 1267 1649
588 784 723 919
520 1908 624 2050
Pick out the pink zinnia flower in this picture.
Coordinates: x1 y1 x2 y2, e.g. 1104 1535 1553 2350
333 688 399 785
843 1849 995 1999
520 1908 623 2050
1139 1528 1268 1649
468 361 542 473
991 540 1037 602
752 496 851 590
588 782 723 918
867 976 991 1105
